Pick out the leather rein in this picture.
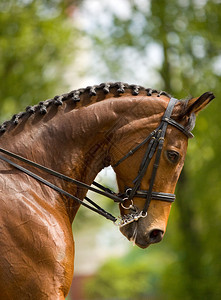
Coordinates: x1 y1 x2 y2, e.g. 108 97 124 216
0 97 193 227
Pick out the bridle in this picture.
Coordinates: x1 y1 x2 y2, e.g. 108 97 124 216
0 97 193 227
112 97 193 226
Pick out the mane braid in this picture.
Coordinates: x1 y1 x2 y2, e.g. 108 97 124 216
0 82 171 134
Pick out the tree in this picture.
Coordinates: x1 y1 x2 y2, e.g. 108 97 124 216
0 0 80 123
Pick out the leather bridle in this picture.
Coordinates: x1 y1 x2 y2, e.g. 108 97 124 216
0 97 193 227
112 97 193 226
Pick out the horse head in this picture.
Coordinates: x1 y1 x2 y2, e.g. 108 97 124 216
111 92 214 248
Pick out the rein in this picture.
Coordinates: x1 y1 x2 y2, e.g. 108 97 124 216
0 97 193 227
0 148 121 222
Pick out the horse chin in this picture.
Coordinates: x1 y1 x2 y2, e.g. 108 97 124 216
120 220 164 249
120 222 151 249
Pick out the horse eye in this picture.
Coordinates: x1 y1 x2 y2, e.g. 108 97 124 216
166 150 180 163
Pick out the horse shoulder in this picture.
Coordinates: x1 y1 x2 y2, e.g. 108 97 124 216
0 179 74 299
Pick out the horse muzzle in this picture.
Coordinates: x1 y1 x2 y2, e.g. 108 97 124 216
120 219 165 249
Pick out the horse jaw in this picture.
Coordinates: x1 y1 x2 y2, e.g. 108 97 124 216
119 201 171 248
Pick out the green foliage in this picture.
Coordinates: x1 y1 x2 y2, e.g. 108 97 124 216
84 246 174 300
0 0 79 122
82 0 221 95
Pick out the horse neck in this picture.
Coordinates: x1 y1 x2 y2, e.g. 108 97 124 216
0 92 169 221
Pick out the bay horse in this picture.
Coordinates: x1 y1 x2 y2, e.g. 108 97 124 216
0 82 214 299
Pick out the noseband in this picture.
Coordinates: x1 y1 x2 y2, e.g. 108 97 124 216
0 97 193 227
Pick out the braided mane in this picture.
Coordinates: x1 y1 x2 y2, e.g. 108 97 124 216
0 82 171 134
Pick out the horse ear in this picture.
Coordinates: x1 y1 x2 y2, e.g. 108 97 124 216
185 92 215 116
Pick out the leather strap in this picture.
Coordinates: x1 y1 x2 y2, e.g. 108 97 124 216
0 148 123 203
135 190 175 202
113 128 159 168
142 97 177 212
0 153 117 222
162 117 194 138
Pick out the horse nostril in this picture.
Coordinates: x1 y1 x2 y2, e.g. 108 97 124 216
149 229 164 244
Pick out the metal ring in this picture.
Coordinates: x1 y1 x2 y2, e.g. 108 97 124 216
125 188 132 196
121 199 134 210
141 211 147 218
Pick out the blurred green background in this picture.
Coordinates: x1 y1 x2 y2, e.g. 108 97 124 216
1 0 221 299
